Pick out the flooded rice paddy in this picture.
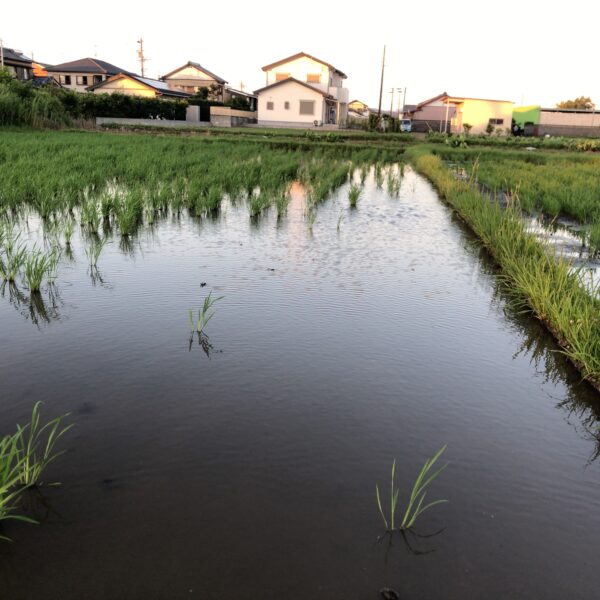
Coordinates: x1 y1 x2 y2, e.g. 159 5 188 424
1 168 600 599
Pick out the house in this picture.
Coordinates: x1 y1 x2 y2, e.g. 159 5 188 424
46 58 129 93
405 92 513 134
348 99 369 114
513 105 600 137
161 61 227 100
254 52 349 127
161 61 257 109
1 48 33 81
86 72 190 99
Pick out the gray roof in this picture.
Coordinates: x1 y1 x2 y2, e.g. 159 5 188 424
2 48 32 66
46 57 129 75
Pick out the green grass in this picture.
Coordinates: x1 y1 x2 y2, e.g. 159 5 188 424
189 291 224 335
15 401 73 487
23 249 54 292
0 402 72 541
376 446 448 531
348 183 362 208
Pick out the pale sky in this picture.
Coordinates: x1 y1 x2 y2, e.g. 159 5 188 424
3 0 599 108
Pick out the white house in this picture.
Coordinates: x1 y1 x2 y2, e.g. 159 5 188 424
254 52 349 127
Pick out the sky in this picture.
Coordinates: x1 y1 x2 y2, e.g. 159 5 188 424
2 0 599 109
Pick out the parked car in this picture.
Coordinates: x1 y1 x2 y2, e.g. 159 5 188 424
400 119 412 133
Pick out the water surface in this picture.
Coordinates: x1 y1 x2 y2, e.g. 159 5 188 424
1 168 599 599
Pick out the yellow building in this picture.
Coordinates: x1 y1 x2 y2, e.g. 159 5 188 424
87 73 190 100
406 92 514 134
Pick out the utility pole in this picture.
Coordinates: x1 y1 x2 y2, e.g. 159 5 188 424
137 38 147 77
397 88 402 117
239 81 245 91
389 88 395 117
403 87 407 112
377 45 386 117
0 39 4 68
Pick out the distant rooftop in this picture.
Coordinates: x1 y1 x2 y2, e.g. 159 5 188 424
2 48 32 65
46 57 130 75
162 61 227 84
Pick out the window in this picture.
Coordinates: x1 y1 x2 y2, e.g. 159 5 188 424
275 72 290 81
266 101 274 110
306 74 321 84
60 75 71 85
93 75 103 85
488 118 504 125
76 75 88 86
284 101 290 110
299 100 315 116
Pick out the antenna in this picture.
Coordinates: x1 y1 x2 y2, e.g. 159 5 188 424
136 38 149 77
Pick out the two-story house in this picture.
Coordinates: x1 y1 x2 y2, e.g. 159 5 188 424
1 48 33 82
254 52 349 127
46 58 129 93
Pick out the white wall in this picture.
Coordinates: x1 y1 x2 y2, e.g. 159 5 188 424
52 72 106 93
91 78 157 97
265 56 333 93
257 80 325 125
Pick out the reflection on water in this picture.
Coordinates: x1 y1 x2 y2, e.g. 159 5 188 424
0 280 62 327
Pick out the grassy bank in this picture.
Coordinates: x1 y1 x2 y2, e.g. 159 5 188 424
407 146 600 388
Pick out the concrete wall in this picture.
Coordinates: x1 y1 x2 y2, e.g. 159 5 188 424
97 117 211 128
209 107 257 127
526 124 600 138
257 80 326 125
540 110 600 127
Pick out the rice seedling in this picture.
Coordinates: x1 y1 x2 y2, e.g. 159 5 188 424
63 217 75 246
84 236 108 267
23 249 53 292
0 234 26 282
348 184 362 208
375 446 448 532
307 207 317 232
15 401 73 488
189 291 224 335
337 210 344 232
0 432 37 541
276 192 290 219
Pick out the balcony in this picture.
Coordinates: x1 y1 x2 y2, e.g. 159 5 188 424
328 86 349 103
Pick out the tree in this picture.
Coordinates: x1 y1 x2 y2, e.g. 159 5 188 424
556 96 595 110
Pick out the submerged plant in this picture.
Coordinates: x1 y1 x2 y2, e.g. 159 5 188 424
15 401 73 487
376 445 448 532
348 183 362 208
189 291 224 335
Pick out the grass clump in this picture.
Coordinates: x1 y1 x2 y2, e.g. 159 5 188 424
348 184 362 208
23 249 54 292
15 401 73 487
376 446 448 532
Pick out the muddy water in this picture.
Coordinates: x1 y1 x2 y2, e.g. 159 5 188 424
1 168 599 600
